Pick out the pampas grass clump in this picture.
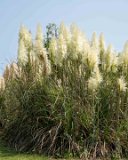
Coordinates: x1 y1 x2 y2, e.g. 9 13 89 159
0 23 128 159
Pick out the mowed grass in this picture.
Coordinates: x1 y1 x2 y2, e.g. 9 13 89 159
0 143 49 160
0 145 127 160
0 143 77 160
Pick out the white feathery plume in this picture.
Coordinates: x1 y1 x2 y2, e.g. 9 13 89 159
82 41 90 60
55 34 67 65
34 24 45 60
99 32 106 52
34 34 51 75
88 66 102 91
10 62 20 78
87 48 99 70
105 44 118 72
18 39 28 65
3 63 21 80
19 25 32 48
36 24 43 42
0 77 5 91
3 65 10 81
70 23 88 58
91 32 99 50
29 50 36 63
118 76 127 92
88 77 99 91
94 66 102 83
59 22 66 35
59 22 70 40
119 41 128 66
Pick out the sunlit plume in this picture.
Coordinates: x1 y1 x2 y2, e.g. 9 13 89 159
88 66 102 91
3 63 21 80
10 62 20 79
0 76 5 91
70 23 88 58
55 34 67 65
104 44 118 72
59 22 71 43
18 39 28 65
119 41 128 66
3 65 10 81
19 25 32 49
91 32 99 50
34 42 51 75
35 24 43 42
99 32 106 52
87 48 99 70
118 77 127 92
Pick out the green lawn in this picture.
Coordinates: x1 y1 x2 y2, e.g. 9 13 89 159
0 143 77 160
0 139 80 160
0 143 126 160
0 143 49 160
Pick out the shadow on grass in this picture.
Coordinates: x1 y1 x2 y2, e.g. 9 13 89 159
0 142 16 157
0 139 78 160
0 141 49 160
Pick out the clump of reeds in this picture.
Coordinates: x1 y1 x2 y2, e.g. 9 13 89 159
0 23 128 159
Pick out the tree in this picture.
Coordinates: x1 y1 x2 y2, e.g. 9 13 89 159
45 23 58 49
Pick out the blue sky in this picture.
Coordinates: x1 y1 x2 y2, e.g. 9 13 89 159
0 0 128 74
